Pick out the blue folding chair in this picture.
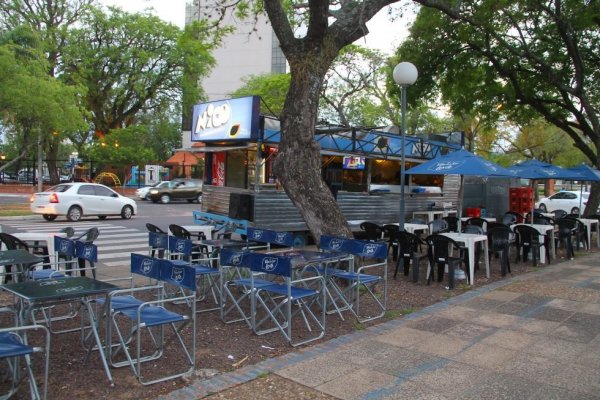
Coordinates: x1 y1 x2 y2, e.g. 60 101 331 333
248 252 325 347
246 227 295 252
167 235 220 312
219 248 273 328
319 236 388 323
148 231 168 259
92 253 163 368
110 259 197 385
0 324 50 400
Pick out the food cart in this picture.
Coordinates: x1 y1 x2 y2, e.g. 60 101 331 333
190 96 464 246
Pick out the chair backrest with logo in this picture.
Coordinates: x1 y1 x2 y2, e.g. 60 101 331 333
246 228 294 248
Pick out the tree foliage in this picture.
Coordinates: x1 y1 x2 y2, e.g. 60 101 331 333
398 0 600 213
230 73 291 116
61 6 221 136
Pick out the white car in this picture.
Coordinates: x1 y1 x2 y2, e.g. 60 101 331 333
30 183 137 222
537 190 589 214
135 181 170 200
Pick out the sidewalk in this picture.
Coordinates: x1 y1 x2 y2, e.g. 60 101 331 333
161 254 600 400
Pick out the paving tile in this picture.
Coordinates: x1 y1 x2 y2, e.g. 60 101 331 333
573 340 600 369
525 306 574 322
523 336 588 363
477 329 537 351
276 354 357 388
334 339 424 368
460 371 539 399
511 293 551 305
499 352 561 382
545 298 586 312
579 302 600 315
546 362 600 396
435 305 481 322
493 301 532 316
406 361 489 397
461 297 506 311
471 311 523 328
375 327 437 348
550 320 599 343
375 379 456 400
443 322 496 342
529 384 600 400
512 318 561 335
405 316 462 333
480 290 523 302
315 368 396 400
450 342 518 369
411 333 471 357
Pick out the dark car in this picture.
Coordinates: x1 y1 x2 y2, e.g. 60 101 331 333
147 179 203 204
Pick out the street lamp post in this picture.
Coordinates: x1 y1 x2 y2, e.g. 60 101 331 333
393 62 418 231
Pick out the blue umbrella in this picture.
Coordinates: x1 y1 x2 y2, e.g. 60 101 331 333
568 164 600 182
507 159 582 180
407 149 514 230
568 164 600 216
508 160 584 222
407 149 514 177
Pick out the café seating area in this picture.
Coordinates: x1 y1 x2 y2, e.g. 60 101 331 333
1 208 599 397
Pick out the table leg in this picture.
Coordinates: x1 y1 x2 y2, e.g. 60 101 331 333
468 243 475 286
83 299 115 386
483 240 490 278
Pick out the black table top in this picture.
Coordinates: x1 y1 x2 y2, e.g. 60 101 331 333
0 249 43 267
1 276 119 303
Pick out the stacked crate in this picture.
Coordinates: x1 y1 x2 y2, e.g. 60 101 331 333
509 187 533 214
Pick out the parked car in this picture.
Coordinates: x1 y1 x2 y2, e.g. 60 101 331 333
0 171 17 183
30 182 137 222
147 179 203 204
537 190 589 214
135 181 170 200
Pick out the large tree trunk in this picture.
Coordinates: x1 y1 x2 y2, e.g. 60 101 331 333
272 53 353 242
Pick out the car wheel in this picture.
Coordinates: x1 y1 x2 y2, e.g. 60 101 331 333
539 204 547 212
160 194 171 204
196 193 202 203
67 206 82 222
121 205 133 219
187 199 194 203
143 193 150 201
42 214 57 221
571 207 579 215
98 215 107 220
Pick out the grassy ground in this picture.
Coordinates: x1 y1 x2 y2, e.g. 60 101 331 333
0 203 32 216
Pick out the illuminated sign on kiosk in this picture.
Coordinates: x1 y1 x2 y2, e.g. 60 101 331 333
191 96 260 142
343 156 365 170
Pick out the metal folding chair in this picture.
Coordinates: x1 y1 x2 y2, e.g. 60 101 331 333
246 227 294 252
248 252 325 347
323 239 388 323
219 248 273 328
148 231 169 260
167 235 220 312
93 253 163 368
109 259 197 385
0 324 50 400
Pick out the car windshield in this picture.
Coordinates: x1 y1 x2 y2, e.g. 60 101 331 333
156 181 170 188
46 184 71 193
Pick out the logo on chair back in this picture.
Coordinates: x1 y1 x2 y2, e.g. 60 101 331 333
262 257 278 272
60 241 70 253
363 243 378 256
275 233 287 244
84 245 94 259
252 230 264 240
141 258 153 275
171 267 185 282
330 238 344 250
176 239 186 253
231 253 242 265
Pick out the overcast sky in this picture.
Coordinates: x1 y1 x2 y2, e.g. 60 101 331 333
98 0 414 55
